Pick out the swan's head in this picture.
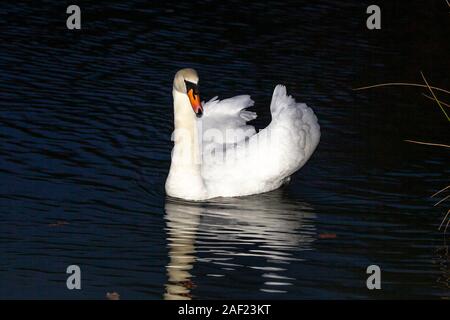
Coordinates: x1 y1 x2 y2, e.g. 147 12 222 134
173 68 203 118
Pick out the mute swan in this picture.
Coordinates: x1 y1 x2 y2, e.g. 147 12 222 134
165 68 320 201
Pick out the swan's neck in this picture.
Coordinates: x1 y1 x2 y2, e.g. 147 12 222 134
166 89 207 200
172 89 202 169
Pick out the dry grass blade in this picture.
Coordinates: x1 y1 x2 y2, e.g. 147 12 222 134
431 185 450 198
354 73 450 122
438 209 449 230
439 209 450 233
434 194 450 207
420 72 450 121
422 93 450 108
353 83 450 95
356 71 449 233
404 140 450 149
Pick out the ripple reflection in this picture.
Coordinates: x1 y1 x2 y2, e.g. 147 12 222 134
164 190 316 299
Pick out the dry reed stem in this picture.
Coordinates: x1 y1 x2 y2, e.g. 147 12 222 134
355 72 449 232
404 140 450 149
434 195 450 207
431 185 450 198
420 72 450 121
439 209 450 232
353 83 450 95
422 93 450 109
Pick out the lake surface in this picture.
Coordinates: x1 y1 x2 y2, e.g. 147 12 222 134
0 1 449 299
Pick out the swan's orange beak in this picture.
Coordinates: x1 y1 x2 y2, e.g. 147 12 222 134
187 88 202 118
185 81 203 118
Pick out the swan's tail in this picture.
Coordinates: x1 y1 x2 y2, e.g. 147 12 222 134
268 85 321 174
270 85 295 117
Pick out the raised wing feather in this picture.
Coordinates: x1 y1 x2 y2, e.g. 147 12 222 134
200 95 257 145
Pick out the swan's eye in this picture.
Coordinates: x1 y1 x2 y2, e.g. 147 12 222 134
184 80 199 95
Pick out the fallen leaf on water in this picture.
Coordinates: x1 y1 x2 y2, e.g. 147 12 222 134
48 221 69 227
106 292 120 300
318 233 337 239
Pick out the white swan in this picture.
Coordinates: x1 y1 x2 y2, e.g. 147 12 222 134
165 68 320 201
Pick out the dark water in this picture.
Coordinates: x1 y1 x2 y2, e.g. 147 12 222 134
0 1 449 299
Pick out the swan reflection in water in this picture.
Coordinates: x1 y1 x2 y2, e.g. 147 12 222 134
163 190 316 300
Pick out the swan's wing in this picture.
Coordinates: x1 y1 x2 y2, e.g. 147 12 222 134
199 95 257 145
202 85 320 197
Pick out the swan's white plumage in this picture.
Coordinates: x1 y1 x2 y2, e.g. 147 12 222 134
165 69 320 201
200 85 320 198
201 95 257 145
